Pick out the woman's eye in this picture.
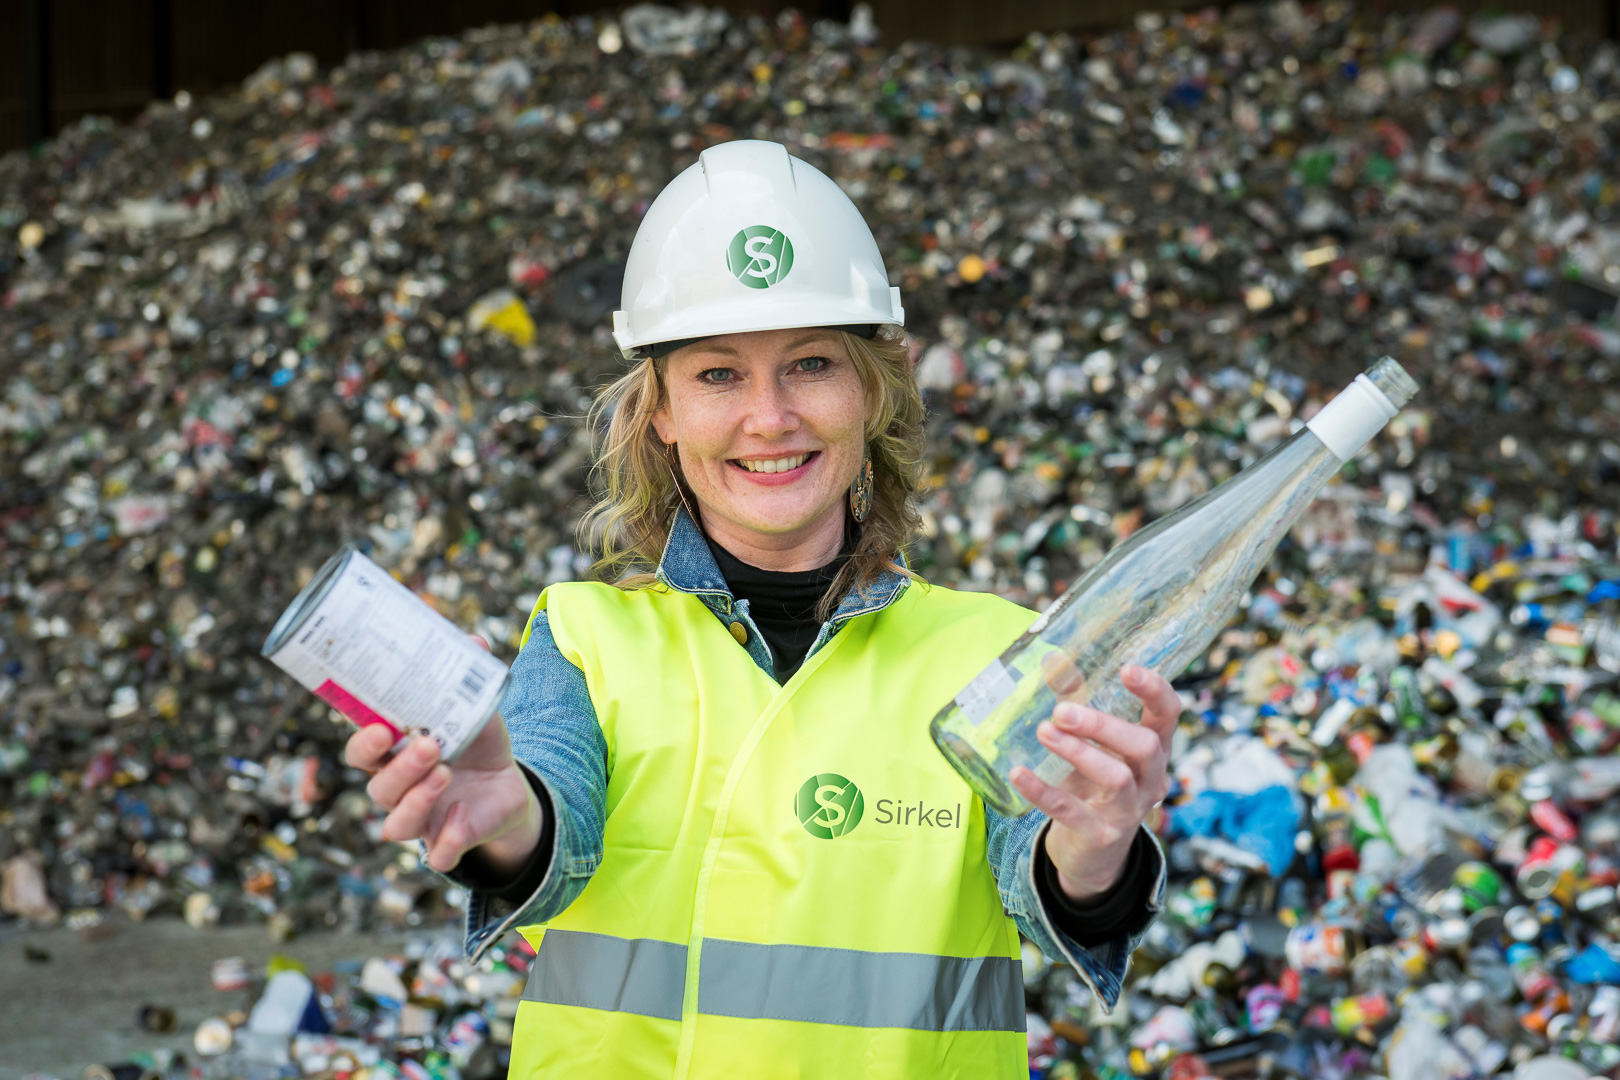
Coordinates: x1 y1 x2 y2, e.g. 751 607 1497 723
795 356 830 373
701 368 734 384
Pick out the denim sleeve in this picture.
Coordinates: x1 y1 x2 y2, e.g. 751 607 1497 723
984 806 1167 1012
433 611 608 962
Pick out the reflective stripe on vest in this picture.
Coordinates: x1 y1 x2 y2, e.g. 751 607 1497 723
522 929 1024 1033
521 930 686 1021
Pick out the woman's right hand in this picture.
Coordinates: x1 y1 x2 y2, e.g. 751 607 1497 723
344 710 544 875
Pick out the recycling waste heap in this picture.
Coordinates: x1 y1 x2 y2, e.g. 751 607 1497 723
3 2 1620 1078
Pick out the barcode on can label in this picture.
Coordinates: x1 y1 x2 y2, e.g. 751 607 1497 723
457 665 488 704
954 660 1017 726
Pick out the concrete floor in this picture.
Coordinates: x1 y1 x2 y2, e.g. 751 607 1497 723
0 917 420 1080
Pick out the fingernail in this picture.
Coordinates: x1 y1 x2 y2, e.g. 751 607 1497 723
1122 665 1143 685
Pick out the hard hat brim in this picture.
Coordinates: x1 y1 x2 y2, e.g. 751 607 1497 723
636 324 882 360
613 286 905 360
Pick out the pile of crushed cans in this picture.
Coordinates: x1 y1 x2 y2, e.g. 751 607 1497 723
3 1 1620 1077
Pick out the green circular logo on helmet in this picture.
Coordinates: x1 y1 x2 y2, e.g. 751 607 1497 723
727 226 795 289
794 773 863 839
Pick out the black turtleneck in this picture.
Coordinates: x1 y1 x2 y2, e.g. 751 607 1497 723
703 524 855 682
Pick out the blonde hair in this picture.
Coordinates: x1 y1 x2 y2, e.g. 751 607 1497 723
577 328 926 620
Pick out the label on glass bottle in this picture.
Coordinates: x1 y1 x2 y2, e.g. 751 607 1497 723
954 660 1017 725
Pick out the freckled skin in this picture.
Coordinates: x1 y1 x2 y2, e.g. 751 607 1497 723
651 328 868 572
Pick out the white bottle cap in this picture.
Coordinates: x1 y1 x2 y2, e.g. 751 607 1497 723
1305 374 1399 462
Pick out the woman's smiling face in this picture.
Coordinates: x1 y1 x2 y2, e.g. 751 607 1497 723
651 328 867 560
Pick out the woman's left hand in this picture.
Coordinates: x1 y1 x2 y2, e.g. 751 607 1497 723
1009 663 1177 903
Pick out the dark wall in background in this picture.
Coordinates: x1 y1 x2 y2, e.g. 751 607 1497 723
1 0 656 151
3 0 1618 153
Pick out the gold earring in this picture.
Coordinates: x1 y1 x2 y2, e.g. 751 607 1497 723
849 446 873 523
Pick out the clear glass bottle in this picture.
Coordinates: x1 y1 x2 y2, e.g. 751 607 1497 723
931 358 1420 816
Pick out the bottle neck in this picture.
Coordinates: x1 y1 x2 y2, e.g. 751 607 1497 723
1305 375 1399 462
1184 426 1347 544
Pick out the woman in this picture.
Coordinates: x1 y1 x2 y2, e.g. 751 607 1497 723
346 141 1175 1079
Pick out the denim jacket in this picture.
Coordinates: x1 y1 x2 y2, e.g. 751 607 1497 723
443 507 1165 1010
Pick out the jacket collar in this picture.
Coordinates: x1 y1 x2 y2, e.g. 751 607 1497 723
654 506 911 625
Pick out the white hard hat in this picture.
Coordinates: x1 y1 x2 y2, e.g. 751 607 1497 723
611 140 905 360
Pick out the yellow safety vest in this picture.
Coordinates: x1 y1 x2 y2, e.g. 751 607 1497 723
508 576 1037 1080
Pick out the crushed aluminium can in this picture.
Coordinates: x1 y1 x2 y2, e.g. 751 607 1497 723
262 543 510 761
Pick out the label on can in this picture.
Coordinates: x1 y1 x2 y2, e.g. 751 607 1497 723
954 660 1017 725
263 546 509 760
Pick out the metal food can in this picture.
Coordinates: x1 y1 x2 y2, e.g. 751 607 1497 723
262 544 510 761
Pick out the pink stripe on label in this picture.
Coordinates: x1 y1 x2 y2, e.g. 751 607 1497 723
314 679 401 738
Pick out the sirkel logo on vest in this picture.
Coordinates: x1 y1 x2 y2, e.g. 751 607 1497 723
794 774 964 839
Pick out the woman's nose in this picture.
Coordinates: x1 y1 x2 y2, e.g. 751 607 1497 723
740 380 798 436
